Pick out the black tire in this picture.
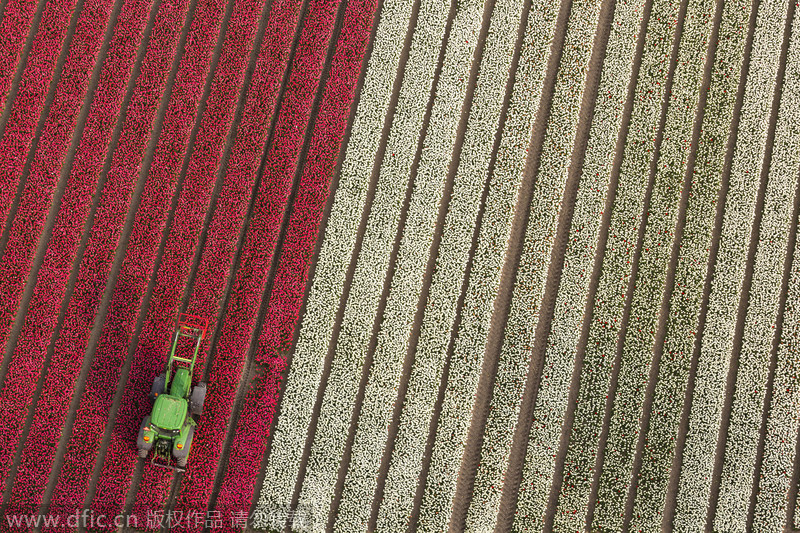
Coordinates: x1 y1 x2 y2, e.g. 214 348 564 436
137 416 153 455
150 373 166 401
190 382 206 415
173 425 194 465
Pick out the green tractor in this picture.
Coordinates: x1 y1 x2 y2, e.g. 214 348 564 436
137 313 208 471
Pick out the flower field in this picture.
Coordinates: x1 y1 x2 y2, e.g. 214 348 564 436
2 0 800 530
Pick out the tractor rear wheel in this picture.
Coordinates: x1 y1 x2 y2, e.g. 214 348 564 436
190 382 206 415
138 448 148 459
177 455 187 468
150 373 166 401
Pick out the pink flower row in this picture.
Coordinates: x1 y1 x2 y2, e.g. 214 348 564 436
213 0 379 522
0 0 117 497
0 0 39 114
167 0 344 527
60 0 229 523
90 0 270 523
0 0 78 323
3 0 155 518
37 0 194 524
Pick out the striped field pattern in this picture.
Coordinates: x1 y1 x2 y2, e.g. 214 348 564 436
1 0 800 531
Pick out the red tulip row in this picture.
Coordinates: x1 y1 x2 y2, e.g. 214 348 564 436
36 0 206 523
0 0 40 113
0 0 78 247
212 0 379 521
0 0 155 517
0 0 116 492
71 0 231 522
164 0 345 528
88 0 269 523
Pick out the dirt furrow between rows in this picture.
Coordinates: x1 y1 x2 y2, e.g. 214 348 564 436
242 0 384 521
0 0 85 268
0 0 45 139
582 0 689 522
0 0 133 510
449 0 572 528
661 0 760 526
397 0 499 527
542 0 643 528
280 0 422 527
30 0 171 522
746 155 800 532
620 0 725 527
703 2 795 525
35 0 199 521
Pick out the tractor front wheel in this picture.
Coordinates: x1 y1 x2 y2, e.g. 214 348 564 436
190 382 206 415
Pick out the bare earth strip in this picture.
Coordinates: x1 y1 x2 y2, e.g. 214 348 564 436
627 0 751 527
751 15 800 526
293 0 452 524
254 0 418 523
673 0 790 528
462 0 604 528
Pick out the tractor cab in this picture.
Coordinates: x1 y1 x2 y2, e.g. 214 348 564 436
137 313 208 471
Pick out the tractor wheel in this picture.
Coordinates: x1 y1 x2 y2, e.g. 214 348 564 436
137 416 152 456
177 455 187 468
190 382 206 415
150 373 166 401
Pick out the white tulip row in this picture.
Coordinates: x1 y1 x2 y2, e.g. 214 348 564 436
334 0 486 530
674 0 790 529
412 0 531 530
714 11 800 531
254 0 417 527
752 177 800 532
294 0 452 524
553 0 684 528
593 0 716 528
508 0 645 531
375 0 555 527
459 0 603 529
629 0 751 529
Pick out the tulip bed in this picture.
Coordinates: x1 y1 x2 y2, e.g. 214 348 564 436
753 21 800 531
0 0 116 492
295 0 453 523
0 0 77 279
515 1 643 530
46 0 218 517
211 0 379 522
628 0 750 529
412 0 533 528
165 0 346 527
256 0 418 525
3 0 154 516
591 0 715 530
0 0 40 115
2 0 800 529
713 12 800 529
674 0 789 529
465 0 604 529
552 0 682 527
91 0 268 522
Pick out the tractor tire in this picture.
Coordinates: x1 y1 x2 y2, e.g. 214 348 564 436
137 416 153 455
173 425 194 466
150 373 166 401
190 382 206 415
